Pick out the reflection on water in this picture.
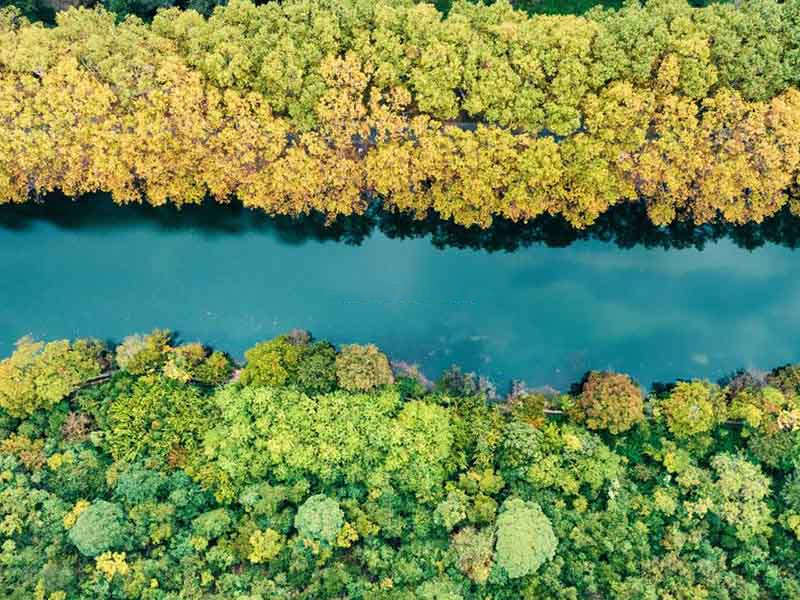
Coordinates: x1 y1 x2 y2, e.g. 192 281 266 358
1 194 799 390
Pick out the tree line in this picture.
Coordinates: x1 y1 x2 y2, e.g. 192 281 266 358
1 329 800 598
1 0 800 229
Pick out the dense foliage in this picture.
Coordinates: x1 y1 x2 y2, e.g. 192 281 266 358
1 0 800 229
1 328 800 598
3 0 719 27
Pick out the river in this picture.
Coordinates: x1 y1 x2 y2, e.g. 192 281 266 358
1 194 798 391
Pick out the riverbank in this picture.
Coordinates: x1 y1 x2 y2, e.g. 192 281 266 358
3 0 800 228
1 329 799 599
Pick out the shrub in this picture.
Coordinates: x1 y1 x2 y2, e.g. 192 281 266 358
494 498 557 579
68 500 126 557
571 371 644 434
0 336 105 417
335 344 394 392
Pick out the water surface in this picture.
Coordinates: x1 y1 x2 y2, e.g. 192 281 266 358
1 196 798 390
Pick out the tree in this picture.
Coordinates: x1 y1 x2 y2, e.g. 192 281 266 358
0 336 105 417
248 528 283 563
494 497 557 579
451 526 494 584
658 380 723 437
163 343 233 385
68 500 126 557
571 371 644 434
240 335 305 388
709 454 773 542
294 494 344 545
294 341 338 395
335 344 394 392
115 330 171 375
106 376 214 468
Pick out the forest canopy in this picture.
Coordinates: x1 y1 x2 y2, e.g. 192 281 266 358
1 329 800 598
1 0 800 228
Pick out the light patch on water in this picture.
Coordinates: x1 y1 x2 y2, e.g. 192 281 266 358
691 353 710 366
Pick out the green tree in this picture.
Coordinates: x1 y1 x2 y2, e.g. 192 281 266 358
106 376 214 469
709 453 773 542
115 330 172 375
0 336 105 417
658 380 724 437
239 335 305 387
335 343 394 392
294 494 344 544
68 500 126 557
494 497 557 578
164 343 233 385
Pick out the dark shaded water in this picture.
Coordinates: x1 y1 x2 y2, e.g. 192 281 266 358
1 195 799 390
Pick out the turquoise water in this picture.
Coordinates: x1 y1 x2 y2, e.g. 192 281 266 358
1 196 798 390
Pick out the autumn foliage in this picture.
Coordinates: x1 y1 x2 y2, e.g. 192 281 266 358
1 0 800 228
572 370 644 433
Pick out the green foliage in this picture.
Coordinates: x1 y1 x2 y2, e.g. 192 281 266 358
335 344 394 392
193 507 232 539
451 526 494 583
196 386 455 501
417 578 464 600
103 0 175 21
658 380 723 437
499 421 624 499
68 500 126 557
164 343 233 385
294 341 338 395
240 335 305 387
572 371 644 433
3 330 800 598
240 333 338 394
294 494 343 544
106 375 215 469
115 330 171 375
494 498 557 579
435 490 468 531
113 462 168 504
248 528 283 563
709 453 773 542
767 363 800 397
0 336 105 417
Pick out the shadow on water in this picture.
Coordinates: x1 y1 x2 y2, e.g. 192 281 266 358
3 192 800 252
